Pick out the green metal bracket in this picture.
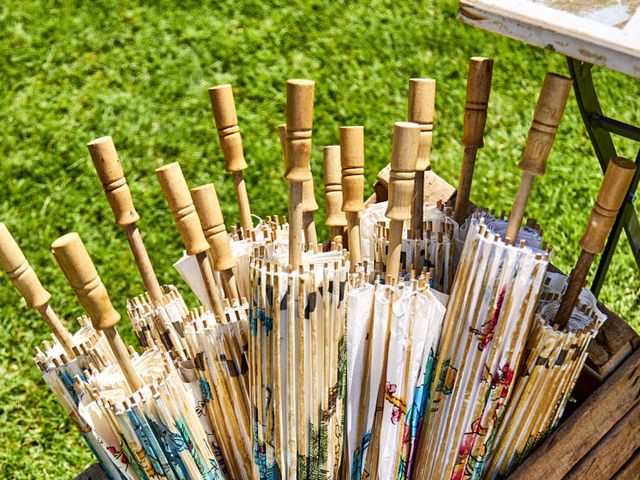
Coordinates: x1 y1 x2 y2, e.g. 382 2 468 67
567 58 640 297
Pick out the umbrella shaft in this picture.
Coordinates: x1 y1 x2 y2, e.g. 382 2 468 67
124 223 163 302
555 250 595 327
232 171 253 234
412 170 425 238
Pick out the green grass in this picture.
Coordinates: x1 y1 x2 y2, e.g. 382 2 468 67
0 0 638 477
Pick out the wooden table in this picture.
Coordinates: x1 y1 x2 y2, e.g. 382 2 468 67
460 0 640 297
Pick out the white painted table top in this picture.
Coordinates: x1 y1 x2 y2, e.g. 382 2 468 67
460 0 640 77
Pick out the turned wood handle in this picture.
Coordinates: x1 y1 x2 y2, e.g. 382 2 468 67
580 157 636 254
51 233 120 330
0 223 51 309
323 145 347 227
156 162 209 256
340 126 365 213
461 57 494 149
408 78 436 171
518 73 573 176
284 79 315 183
209 84 248 173
87 136 140 227
191 183 236 271
279 123 318 212
386 122 420 221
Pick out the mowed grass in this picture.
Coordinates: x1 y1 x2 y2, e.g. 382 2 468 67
0 0 638 477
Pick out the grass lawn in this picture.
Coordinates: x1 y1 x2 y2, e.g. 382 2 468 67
0 0 638 477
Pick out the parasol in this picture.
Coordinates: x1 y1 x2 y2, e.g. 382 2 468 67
412 71 573 480
484 156 636 479
51 232 226 479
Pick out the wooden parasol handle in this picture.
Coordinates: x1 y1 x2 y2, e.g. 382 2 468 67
453 57 494 224
208 84 253 233
279 123 318 248
323 145 347 242
156 162 210 256
555 157 636 327
385 122 420 282
505 72 573 244
191 183 240 301
87 136 163 302
340 126 365 270
408 78 436 172
284 79 315 268
51 232 142 390
156 162 225 317
408 78 436 237
0 224 75 356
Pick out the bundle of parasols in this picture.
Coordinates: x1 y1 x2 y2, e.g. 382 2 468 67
2 57 637 480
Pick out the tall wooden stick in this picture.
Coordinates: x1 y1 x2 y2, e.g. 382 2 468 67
209 84 253 234
505 73 573 243
51 232 143 391
191 183 240 303
284 79 315 269
323 145 347 244
408 78 436 237
0 223 75 357
453 57 494 224
340 126 365 271
555 157 636 327
87 136 164 303
385 122 420 283
155 162 225 318
278 123 318 249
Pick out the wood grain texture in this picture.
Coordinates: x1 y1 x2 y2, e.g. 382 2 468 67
510 347 640 480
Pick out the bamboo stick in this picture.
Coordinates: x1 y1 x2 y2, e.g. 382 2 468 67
453 57 494 224
385 122 420 283
340 126 365 271
408 78 436 237
323 145 348 245
208 84 253 233
51 232 143 391
0 223 76 357
284 79 315 269
555 156 636 326
505 73 573 244
191 183 240 303
155 162 225 318
87 136 164 303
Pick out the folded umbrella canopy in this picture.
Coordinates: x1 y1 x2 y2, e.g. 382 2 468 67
412 71 573 480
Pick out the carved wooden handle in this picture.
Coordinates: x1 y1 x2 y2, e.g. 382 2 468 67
461 57 494 149
87 136 140 227
323 145 348 227
0 223 51 309
284 79 315 183
386 122 420 221
209 84 247 173
408 78 436 171
51 233 120 330
191 183 236 271
340 126 365 213
518 73 573 177
156 162 209 256
279 123 318 212
580 157 636 254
